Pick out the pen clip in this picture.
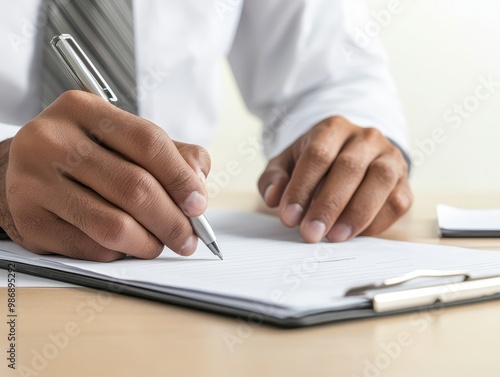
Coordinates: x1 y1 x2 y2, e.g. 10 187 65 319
345 269 470 297
50 34 117 103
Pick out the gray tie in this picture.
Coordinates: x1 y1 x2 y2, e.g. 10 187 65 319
41 0 138 114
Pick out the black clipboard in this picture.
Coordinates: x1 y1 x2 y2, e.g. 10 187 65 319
2 259 500 328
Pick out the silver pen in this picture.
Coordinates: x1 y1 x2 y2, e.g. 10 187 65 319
50 34 223 260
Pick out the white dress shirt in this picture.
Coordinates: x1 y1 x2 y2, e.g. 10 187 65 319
0 0 407 158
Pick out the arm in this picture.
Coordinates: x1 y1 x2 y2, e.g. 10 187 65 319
229 0 412 241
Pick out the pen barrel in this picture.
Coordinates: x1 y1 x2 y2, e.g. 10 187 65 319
51 34 117 102
190 215 216 245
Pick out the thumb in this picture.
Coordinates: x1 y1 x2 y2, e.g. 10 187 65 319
258 149 293 208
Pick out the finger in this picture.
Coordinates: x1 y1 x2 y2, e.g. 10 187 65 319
64 136 198 255
300 132 383 242
258 149 293 208
51 91 207 217
326 152 407 242
41 179 179 259
360 179 413 236
278 123 350 227
12 207 125 262
173 141 211 183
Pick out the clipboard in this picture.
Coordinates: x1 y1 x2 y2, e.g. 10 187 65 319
345 270 500 313
3 208 500 328
2 258 500 328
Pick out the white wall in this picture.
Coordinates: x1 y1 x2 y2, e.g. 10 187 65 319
208 0 500 196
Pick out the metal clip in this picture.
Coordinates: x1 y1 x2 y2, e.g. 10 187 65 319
345 270 470 297
50 34 117 103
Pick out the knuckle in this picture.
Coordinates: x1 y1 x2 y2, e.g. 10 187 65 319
61 233 91 261
13 122 77 176
180 144 212 174
361 127 383 142
330 115 347 123
168 167 193 193
388 147 408 175
336 154 364 174
14 120 38 142
12 121 51 157
320 115 347 130
135 128 168 161
313 116 350 135
346 205 371 227
285 180 316 204
120 170 155 209
306 143 333 166
388 188 413 217
143 238 164 259
310 196 344 223
370 160 398 183
63 193 88 227
100 214 133 250
57 90 93 108
164 218 191 249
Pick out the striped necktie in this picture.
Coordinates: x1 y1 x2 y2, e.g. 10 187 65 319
41 0 138 114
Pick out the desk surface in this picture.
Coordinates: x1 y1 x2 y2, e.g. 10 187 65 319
2 191 500 377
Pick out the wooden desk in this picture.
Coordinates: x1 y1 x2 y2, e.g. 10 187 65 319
2 192 500 377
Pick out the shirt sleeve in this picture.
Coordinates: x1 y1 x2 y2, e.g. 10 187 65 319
0 123 20 141
228 0 408 159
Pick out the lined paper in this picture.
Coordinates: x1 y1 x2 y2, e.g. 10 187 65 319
2 210 500 318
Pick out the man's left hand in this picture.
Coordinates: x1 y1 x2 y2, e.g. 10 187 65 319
258 116 412 243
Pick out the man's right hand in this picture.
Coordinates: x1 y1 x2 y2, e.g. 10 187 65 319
0 91 211 261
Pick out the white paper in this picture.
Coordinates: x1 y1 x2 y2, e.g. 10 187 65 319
0 269 75 288
438 204 500 231
2 210 500 318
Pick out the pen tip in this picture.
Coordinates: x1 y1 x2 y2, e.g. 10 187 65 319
207 241 224 261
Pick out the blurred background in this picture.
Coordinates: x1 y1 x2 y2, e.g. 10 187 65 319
208 0 500 198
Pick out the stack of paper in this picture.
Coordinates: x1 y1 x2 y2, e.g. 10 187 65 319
2 210 500 326
438 204 500 237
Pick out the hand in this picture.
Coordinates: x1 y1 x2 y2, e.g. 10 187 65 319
258 116 412 243
0 91 211 261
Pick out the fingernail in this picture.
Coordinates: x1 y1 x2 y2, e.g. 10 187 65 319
303 220 326 242
328 223 352 242
264 184 274 204
179 235 198 256
283 203 303 227
183 191 207 216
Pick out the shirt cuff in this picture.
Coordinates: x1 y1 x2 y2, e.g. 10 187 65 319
0 123 21 141
261 86 408 160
